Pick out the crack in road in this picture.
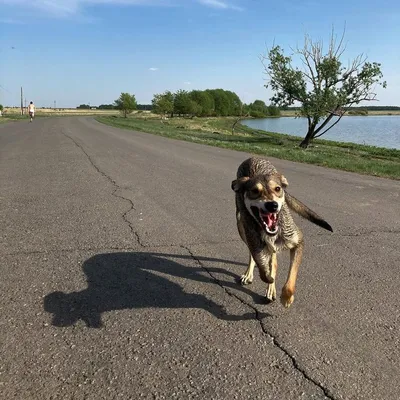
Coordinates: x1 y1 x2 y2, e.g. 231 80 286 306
51 129 245 254
182 244 336 400
61 129 145 248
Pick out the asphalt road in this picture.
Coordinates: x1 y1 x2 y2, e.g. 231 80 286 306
1 117 399 400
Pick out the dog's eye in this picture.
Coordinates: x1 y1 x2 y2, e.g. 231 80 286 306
275 186 281 193
250 188 260 196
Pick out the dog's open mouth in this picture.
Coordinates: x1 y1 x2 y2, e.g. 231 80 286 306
252 207 279 235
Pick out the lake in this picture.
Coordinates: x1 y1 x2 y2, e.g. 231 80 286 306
242 115 400 150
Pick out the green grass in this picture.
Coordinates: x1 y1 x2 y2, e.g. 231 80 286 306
0 115 26 123
96 115 400 180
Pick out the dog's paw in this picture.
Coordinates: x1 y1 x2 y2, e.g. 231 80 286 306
239 274 253 285
280 287 294 308
266 283 276 302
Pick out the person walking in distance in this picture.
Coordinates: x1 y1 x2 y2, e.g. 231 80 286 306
28 101 35 122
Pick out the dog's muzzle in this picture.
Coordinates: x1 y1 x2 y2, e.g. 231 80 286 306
251 202 279 235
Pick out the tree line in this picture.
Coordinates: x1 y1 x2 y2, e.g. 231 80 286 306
77 89 280 119
152 89 280 118
77 103 151 111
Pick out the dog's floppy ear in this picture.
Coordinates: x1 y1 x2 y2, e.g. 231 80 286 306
279 174 288 188
231 176 250 192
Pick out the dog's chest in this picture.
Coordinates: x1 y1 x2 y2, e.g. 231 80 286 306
262 229 299 253
262 232 282 253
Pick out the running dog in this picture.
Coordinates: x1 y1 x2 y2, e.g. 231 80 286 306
232 157 333 308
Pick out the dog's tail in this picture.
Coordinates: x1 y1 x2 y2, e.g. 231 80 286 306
285 192 333 232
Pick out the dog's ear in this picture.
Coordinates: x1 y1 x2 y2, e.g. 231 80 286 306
279 174 288 188
231 177 250 192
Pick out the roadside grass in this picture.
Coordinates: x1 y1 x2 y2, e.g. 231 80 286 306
0 114 31 123
0 110 120 124
97 115 400 180
0 118 13 124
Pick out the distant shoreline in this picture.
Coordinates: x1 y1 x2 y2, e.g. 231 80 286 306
279 110 400 117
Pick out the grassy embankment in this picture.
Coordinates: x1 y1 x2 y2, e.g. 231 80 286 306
96 113 400 180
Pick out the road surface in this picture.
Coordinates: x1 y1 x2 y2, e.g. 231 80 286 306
1 117 399 400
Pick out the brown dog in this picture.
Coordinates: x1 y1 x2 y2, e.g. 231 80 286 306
232 157 333 307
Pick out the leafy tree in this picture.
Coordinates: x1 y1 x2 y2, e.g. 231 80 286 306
225 91 242 116
249 100 268 117
137 104 152 111
205 89 243 116
77 104 90 109
252 100 267 111
0 104 3 111
262 30 386 148
114 92 137 118
98 104 115 110
242 103 250 115
152 91 174 117
207 89 231 116
151 88 245 118
189 90 214 116
267 105 281 116
173 90 192 116
188 99 202 117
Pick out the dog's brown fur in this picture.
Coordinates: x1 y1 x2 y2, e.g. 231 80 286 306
232 157 333 307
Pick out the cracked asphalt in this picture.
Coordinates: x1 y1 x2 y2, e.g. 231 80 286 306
1 117 399 400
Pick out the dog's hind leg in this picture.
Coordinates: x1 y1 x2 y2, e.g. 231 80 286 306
240 252 255 285
266 253 278 301
281 241 304 308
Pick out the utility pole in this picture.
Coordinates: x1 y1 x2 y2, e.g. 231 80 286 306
54 100 56 110
20 87 24 115
24 98 27 109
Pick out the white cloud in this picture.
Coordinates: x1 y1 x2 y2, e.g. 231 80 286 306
197 0 243 11
0 0 244 18
0 18 25 24
149 67 159 71
0 0 169 17
184 81 191 85
0 0 79 17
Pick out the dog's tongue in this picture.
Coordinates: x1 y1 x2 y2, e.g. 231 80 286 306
262 212 277 229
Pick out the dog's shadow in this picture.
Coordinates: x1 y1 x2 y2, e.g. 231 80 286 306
44 252 269 328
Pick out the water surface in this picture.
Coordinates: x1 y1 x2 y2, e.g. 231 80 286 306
242 116 400 149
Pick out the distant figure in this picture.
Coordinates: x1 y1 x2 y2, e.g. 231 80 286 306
28 101 35 122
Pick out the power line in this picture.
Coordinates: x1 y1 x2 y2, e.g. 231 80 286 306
0 84 11 93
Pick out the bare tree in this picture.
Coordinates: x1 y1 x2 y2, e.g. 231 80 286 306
232 102 249 135
261 28 386 148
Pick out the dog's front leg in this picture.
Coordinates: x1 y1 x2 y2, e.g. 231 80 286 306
252 249 274 284
240 252 255 285
281 241 304 308
266 253 278 301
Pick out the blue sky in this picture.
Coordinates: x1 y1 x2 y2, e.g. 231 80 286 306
0 0 399 108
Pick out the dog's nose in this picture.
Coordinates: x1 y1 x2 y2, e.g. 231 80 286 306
265 201 279 212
